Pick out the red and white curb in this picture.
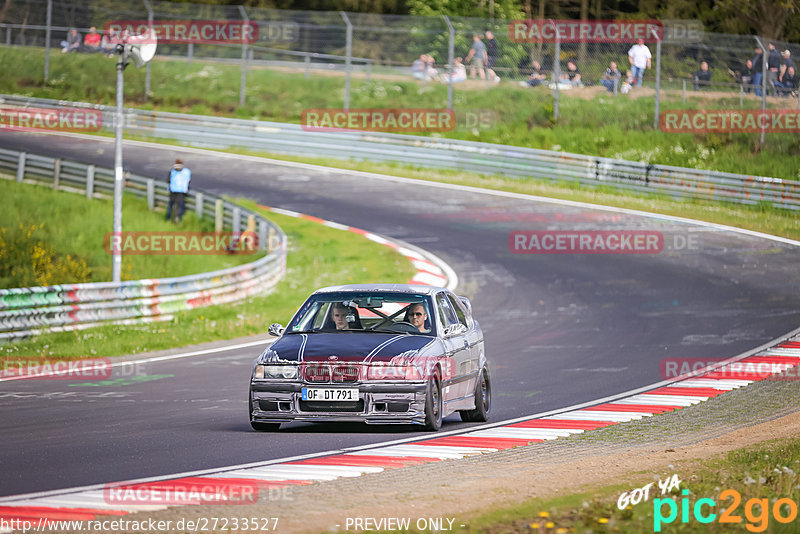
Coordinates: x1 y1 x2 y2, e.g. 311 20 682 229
2 333 799 530
261 205 457 291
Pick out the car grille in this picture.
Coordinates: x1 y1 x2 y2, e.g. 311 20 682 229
299 400 365 412
303 363 360 383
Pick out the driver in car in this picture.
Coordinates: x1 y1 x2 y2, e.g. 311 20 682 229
408 303 429 333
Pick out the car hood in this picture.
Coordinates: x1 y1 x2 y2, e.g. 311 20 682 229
269 332 434 363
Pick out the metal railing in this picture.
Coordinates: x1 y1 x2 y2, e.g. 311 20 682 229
3 94 796 211
0 146 287 340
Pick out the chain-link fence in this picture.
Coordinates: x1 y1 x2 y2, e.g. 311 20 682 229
2 0 799 125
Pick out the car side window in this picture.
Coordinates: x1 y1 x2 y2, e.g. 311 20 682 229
436 293 458 327
446 294 469 328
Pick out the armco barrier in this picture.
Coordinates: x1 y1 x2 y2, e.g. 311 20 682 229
2 94 798 210
0 147 287 341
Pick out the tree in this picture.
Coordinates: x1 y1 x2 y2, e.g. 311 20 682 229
713 0 799 39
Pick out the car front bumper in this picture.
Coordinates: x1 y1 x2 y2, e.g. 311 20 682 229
249 380 429 425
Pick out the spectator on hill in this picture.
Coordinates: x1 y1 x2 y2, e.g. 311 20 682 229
166 159 191 224
412 54 427 81
100 30 120 55
60 28 81 53
620 70 634 94
465 34 488 80
776 66 799 97
600 61 621 92
83 26 101 52
560 61 582 87
693 61 712 90
520 60 547 87
627 38 651 87
424 55 439 80
780 50 796 80
767 43 781 95
485 30 500 82
441 57 467 83
738 59 754 93
752 46 764 96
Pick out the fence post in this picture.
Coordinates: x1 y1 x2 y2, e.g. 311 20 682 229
754 36 767 146
85 165 95 199
44 0 52 81
740 85 744 108
187 42 193 66
195 192 203 219
215 199 224 233
259 219 268 251
146 178 154 210
653 28 662 130
304 55 310 79
443 15 454 111
52 158 61 189
682 80 686 103
143 0 154 100
340 11 352 111
550 19 560 122
238 6 249 107
16 152 26 182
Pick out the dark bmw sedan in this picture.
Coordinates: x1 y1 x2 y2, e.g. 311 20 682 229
249 284 490 431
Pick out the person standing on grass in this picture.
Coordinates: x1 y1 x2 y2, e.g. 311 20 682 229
627 38 651 87
465 34 488 80
485 30 500 82
166 159 191 224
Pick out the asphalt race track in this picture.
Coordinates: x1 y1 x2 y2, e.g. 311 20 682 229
2 131 800 497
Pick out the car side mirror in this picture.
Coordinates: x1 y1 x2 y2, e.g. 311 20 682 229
445 323 466 336
267 323 285 337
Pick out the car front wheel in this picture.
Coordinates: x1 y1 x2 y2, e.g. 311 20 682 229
423 369 443 431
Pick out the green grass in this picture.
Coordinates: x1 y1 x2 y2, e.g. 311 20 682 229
0 178 259 287
3 201 416 358
460 436 800 533
3 47 799 180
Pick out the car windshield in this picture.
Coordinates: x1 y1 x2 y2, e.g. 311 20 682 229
285 291 436 336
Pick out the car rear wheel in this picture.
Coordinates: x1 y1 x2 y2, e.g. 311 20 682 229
423 369 442 431
460 367 491 422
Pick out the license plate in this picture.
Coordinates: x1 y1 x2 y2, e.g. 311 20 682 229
302 387 359 401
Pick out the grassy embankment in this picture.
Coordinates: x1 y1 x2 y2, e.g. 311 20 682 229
1 47 798 180
466 436 800 533
0 184 416 358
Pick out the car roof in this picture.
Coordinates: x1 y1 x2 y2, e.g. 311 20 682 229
312 283 445 296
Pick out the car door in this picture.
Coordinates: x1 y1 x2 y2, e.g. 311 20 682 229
435 292 471 402
446 292 481 391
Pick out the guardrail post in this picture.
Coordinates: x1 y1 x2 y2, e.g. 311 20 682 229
215 199 224 233
195 192 204 219
259 219 268 251
86 165 95 198
16 152 25 182
232 206 241 234
268 226 276 252
146 178 154 210
52 158 61 190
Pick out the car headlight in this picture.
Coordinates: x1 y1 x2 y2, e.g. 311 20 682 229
253 364 298 380
366 364 422 380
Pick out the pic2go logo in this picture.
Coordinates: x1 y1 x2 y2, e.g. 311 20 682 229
654 489 798 532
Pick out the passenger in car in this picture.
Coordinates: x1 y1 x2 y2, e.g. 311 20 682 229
330 303 362 330
406 303 430 333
